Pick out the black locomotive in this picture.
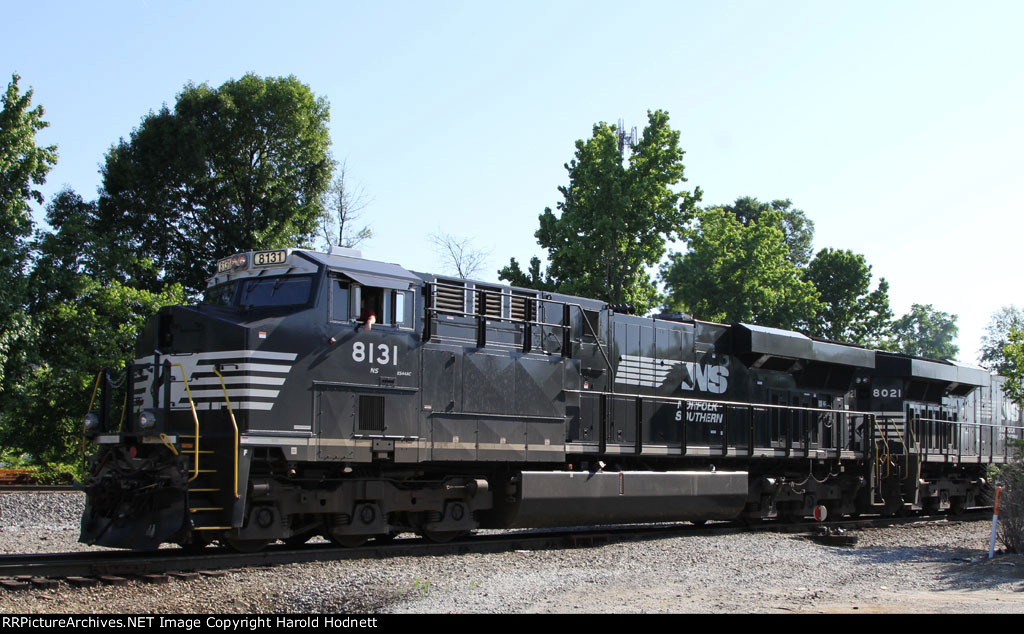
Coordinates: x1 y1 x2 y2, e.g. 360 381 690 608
79 247 1023 550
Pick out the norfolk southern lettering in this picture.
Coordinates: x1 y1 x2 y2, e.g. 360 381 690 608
680 401 725 424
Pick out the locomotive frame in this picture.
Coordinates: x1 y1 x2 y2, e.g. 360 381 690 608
79 247 1024 550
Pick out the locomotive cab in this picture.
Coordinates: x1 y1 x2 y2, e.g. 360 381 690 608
80 247 488 550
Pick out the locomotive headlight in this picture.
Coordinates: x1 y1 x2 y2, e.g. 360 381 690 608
83 412 100 431
139 409 158 430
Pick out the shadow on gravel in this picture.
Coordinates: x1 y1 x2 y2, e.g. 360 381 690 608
832 545 1024 591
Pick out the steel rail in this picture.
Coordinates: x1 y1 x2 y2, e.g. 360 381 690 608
0 512 989 582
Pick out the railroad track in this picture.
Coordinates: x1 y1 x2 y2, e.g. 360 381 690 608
0 511 989 590
0 469 76 491
0 485 77 493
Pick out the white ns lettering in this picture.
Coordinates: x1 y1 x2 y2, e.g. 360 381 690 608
680 362 729 395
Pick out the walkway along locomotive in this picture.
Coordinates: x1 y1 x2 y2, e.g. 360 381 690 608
79 248 1024 550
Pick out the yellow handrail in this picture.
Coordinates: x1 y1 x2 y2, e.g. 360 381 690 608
159 433 179 456
81 370 105 458
170 364 202 483
84 369 142 433
907 414 919 483
85 370 103 414
211 366 240 499
884 416 911 482
117 393 127 432
873 416 891 478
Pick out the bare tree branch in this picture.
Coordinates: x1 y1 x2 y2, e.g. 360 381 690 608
429 231 490 279
321 160 372 249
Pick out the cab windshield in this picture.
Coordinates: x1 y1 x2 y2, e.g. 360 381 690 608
203 275 314 308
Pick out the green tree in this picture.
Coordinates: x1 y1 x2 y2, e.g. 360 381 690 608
0 73 57 389
0 187 186 464
722 196 815 267
98 73 334 294
661 206 821 328
0 276 184 463
979 306 1024 373
1002 327 1024 406
803 248 893 345
29 189 105 302
498 255 555 292
500 110 700 313
890 303 959 359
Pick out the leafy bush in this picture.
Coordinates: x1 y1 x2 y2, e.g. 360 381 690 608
34 461 82 485
0 448 82 485
996 440 1024 553
0 448 34 469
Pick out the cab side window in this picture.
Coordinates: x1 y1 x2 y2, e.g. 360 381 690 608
393 290 411 328
347 283 413 328
359 286 385 324
331 279 350 322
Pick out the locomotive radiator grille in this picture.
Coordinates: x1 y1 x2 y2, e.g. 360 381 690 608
434 281 466 315
359 395 386 431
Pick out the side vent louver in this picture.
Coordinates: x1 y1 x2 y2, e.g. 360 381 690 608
359 395 385 431
510 290 535 322
476 285 502 319
435 280 465 315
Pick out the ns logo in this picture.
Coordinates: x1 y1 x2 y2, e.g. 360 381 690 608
680 361 729 395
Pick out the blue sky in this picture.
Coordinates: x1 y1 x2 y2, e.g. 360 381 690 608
5 0 1022 363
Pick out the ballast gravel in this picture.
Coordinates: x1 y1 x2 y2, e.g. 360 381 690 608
1 491 1023 614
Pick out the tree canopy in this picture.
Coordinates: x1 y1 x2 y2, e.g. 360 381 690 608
1 274 184 463
98 73 334 294
0 74 56 246
0 187 187 463
0 73 338 467
890 303 959 359
500 110 700 313
980 305 1024 373
980 307 1024 405
661 206 821 329
722 196 815 267
0 74 58 387
1001 327 1024 406
802 248 893 345
499 255 555 292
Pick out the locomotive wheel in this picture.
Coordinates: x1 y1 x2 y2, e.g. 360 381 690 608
224 536 271 553
418 528 466 543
